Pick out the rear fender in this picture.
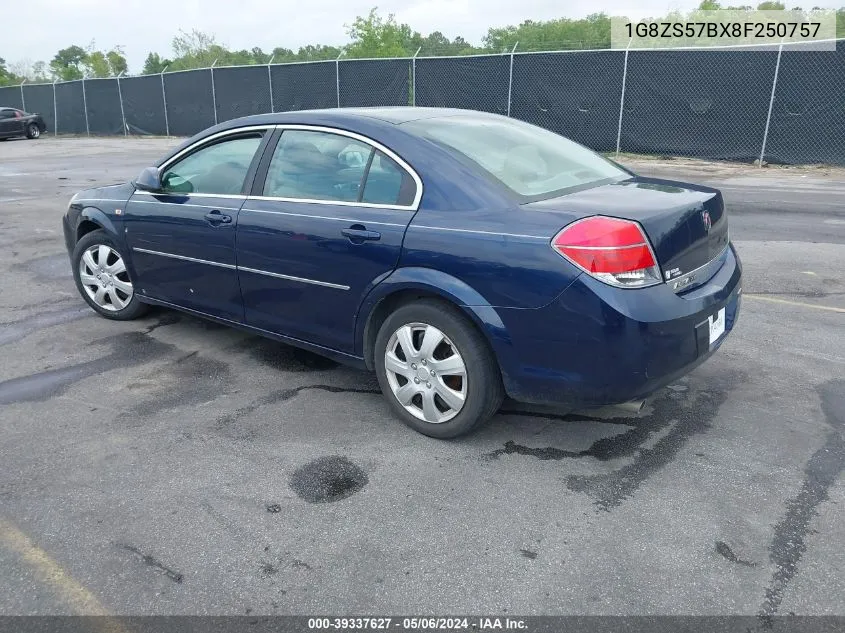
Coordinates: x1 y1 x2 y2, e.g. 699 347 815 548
354 267 516 374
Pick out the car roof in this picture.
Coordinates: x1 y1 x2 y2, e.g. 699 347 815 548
292 107 484 124
217 106 503 130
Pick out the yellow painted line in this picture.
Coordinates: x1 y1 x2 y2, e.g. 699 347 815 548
0 519 129 631
745 294 845 313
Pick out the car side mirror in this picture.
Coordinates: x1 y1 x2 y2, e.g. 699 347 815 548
134 167 162 192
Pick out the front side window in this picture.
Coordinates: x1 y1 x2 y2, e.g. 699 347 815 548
403 114 628 202
160 134 263 195
0 110 14 120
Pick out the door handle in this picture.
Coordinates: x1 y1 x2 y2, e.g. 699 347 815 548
204 210 232 225
342 225 381 243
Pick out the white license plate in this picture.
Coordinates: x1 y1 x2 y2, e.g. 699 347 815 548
709 308 726 345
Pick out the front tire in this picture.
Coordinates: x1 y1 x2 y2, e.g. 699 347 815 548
374 299 504 439
26 124 41 139
72 229 149 320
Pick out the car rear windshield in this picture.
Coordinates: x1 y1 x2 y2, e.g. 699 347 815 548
402 114 628 202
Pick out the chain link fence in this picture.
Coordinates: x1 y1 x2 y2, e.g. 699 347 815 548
415 55 511 115
510 50 624 152
0 40 842 165
120 74 167 135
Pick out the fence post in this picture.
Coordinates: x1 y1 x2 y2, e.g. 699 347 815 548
615 42 631 158
267 55 275 113
335 51 344 108
116 71 128 136
161 65 170 137
81 77 90 137
759 41 784 167
210 59 219 125
506 42 518 117
52 80 58 136
412 47 421 106
20 79 26 111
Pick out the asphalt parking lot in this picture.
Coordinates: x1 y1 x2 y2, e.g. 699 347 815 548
0 136 843 617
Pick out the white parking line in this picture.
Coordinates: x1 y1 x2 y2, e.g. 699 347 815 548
745 294 845 313
785 348 845 364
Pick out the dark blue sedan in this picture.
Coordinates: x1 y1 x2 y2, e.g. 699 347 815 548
62 107 741 438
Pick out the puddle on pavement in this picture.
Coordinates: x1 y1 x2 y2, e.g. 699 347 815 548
0 331 171 405
0 304 90 346
289 455 368 503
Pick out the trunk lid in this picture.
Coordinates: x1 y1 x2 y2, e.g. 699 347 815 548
525 176 730 288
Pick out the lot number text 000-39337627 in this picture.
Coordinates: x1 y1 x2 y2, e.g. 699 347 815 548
307 617 528 630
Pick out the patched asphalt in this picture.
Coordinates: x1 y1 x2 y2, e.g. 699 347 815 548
0 137 843 616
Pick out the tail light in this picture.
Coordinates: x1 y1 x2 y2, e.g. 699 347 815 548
551 216 662 288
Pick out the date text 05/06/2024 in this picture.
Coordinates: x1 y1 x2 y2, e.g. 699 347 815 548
307 617 528 630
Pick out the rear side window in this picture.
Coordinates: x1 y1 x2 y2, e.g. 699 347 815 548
263 129 418 207
264 130 372 202
361 150 416 206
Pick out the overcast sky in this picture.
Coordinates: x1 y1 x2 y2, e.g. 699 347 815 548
2 0 839 73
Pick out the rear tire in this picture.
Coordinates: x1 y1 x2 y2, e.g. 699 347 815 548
72 229 149 320
374 299 504 439
26 123 40 139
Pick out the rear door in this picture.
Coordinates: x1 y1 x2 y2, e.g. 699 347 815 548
124 127 272 321
11 110 26 135
236 126 421 352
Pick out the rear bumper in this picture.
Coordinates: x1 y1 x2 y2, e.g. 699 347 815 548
491 244 742 407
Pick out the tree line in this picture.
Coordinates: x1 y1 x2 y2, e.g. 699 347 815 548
2 2 844 87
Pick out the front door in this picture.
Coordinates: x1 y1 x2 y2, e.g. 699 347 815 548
123 130 270 322
236 127 420 352
0 109 23 137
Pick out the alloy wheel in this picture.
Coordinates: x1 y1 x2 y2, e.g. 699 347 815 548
384 322 467 424
78 244 133 311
